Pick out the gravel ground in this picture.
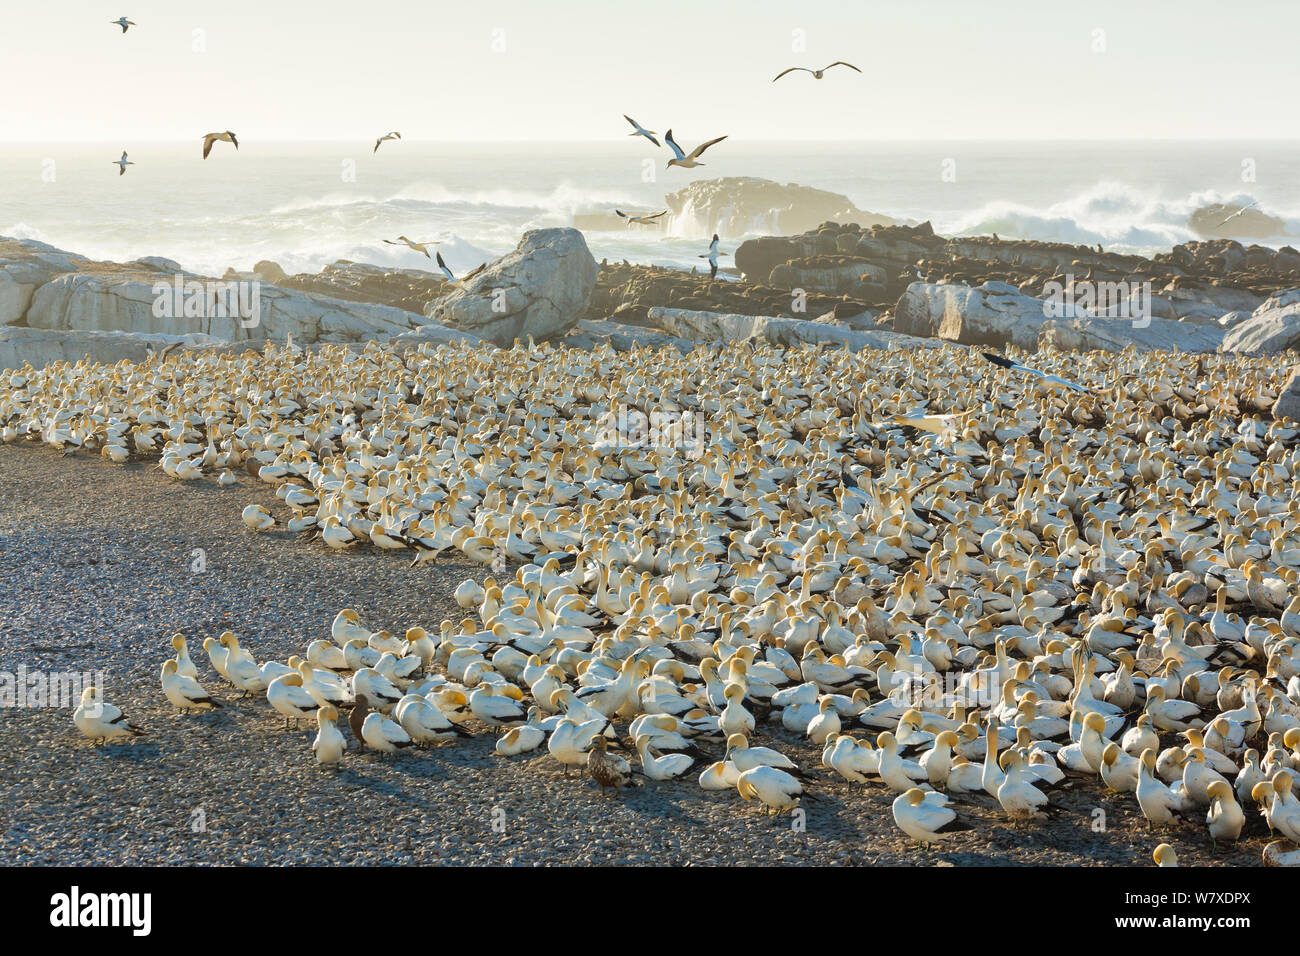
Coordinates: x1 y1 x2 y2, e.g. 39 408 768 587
0 442 1272 866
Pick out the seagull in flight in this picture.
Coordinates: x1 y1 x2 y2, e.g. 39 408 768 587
435 252 486 286
772 61 861 82
111 17 136 34
112 151 134 176
202 131 238 159
980 352 1090 393
374 132 402 153
384 236 439 258
616 209 668 226
664 130 727 169
1217 201 1259 227
623 116 660 148
699 234 729 279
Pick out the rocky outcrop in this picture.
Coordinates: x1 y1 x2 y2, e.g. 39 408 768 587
277 260 448 314
1189 203 1290 241
1221 290 1300 353
0 327 222 371
893 281 1052 350
1272 365 1300 421
664 177 895 239
428 228 597 346
0 238 89 326
644 306 941 351
1038 316 1226 353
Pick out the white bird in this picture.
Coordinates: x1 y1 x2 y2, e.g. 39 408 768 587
622 115 660 147
111 17 136 33
1217 200 1258 227
73 687 145 744
383 235 438 258
980 351 1089 393
699 234 729 279
736 766 802 813
240 504 274 531
616 209 668 226
892 788 973 844
170 634 198 680
636 735 695 780
664 129 727 169
373 131 401 153
266 673 320 728
312 706 346 766
361 711 414 754
112 151 134 176
160 660 222 713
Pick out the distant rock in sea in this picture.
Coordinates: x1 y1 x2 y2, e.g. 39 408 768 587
1189 202 1289 240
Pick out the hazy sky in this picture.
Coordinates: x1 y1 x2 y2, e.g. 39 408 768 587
2 0 1296 142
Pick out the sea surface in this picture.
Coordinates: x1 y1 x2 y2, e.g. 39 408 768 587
2 140 1298 278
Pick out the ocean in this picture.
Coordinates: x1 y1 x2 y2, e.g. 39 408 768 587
3 140 1298 279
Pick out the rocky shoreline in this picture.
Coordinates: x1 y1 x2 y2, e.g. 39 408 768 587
4 197 1300 375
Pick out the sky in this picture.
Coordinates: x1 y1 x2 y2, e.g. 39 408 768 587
1 0 1296 143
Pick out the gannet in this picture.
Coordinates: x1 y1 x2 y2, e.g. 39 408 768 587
383 236 438 258
1205 779 1244 848
615 209 667 226
73 687 145 744
313 705 346 766
635 735 694 780
892 788 972 844
361 711 414 755
170 634 198 680
736 765 802 813
240 504 274 531
1153 843 1178 867
622 115 660 147
160 660 222 713
699 234 729 279
980 351 1089 393
1217 201 1258 227
373 131 401 153
112 17 136 33
267 673 321 728
201 131 238 159
112 151 134 176
663 129 727 169
772 61 861 82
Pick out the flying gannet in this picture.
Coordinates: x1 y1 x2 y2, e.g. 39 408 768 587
615 209 668 226
202 131 238 159
1218 201 1259 227
384 236 439 258
664 129 727 169
622 115 660 147
772 61 861 82
112 17 136 33
112 151 134 176
373 131 402 153
980 351 1090 393
699 234 729 278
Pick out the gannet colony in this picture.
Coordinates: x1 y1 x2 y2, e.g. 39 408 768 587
4 333 1300 866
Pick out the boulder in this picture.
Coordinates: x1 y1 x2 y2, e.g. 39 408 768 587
1221 289 1300 353
1272 365 1300 421
1038 316 1225 353
428 228 597 346
767 257 889 297
0 238 88 325
893 281 1051 350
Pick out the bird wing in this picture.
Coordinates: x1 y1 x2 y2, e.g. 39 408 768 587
772 67 810 82
615 209 629 218
647 210 668 220
435 252 454 280
202 134 215 159
826 61 862 73
374 139 382 152
624 114 641 131
687 135 727 160
119 165 126 176
229 133 238 149
663 129 686 161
